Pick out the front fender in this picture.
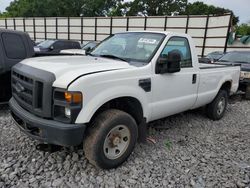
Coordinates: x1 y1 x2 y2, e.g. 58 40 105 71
75 86 150 124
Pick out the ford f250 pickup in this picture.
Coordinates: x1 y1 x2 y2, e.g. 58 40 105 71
9 31 241 169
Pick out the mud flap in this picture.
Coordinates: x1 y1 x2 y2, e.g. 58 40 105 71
138 118 147 143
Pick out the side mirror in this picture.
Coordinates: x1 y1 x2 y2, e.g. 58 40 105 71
156 51 181 74
84 47 91 53
167 50 181 73
49 46 54 51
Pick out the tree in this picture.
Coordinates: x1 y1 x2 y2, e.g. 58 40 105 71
4 0 121 17
236 24 250 36
81 0 121 17
180 1 239 25
112 0 187 16
2 0 239 27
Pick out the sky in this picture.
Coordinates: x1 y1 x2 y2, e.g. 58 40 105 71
189 0 249 23
0 0 249 23
0 0 12 12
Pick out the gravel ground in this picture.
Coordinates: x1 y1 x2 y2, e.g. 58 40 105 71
0 96 250 188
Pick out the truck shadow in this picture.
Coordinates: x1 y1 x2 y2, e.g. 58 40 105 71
0 104 9 116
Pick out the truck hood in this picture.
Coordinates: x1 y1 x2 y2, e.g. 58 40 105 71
20 55 132 88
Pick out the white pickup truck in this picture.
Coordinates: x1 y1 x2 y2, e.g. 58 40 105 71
10 31 240 169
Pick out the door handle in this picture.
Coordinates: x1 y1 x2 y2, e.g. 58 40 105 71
192 74 197 84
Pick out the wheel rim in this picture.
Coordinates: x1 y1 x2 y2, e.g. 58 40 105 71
103 125 131 160
217 97 226 115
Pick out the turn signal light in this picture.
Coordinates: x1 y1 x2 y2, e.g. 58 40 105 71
64 92 82 103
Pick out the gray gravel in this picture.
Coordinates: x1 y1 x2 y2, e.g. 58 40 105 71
0 96 250 188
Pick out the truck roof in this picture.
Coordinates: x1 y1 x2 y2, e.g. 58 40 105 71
116 30 190 37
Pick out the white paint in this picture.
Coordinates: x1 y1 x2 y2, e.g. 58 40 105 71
18 31 240 123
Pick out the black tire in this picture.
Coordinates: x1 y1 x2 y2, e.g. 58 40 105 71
245 85 250 100
83 109 138 169
206 90 228 120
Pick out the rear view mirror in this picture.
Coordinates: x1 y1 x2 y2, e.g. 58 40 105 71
156 50 181 74
49 46 54 51
167 50 181 73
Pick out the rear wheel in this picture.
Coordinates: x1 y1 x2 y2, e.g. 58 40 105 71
206 90 228 120
83 109 138 169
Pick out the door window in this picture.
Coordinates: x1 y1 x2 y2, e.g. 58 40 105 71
161 37 192 68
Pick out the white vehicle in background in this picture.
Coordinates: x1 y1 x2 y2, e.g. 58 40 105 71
10 31 240 169
60 49 86 55
60 41 99 55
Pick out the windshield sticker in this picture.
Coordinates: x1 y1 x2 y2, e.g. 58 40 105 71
138 38 157 44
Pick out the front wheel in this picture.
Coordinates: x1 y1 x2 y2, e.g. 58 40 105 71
206 90 228 120
83 109 138 169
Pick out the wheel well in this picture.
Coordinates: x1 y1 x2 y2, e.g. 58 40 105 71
90 97 144 125
220 81 231 95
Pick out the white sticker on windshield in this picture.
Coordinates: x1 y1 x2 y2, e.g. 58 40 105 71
138 38 157 44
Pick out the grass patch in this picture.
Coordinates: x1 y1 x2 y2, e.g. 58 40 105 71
164 139 172 150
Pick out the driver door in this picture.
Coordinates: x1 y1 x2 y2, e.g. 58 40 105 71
151 36 198 120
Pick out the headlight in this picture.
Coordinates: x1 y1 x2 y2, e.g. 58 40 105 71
53 88 82 123
240 71 250 79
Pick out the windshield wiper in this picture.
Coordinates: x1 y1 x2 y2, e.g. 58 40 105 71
99 54 128 62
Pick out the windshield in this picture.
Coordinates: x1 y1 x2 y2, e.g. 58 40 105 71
219 52 250 64
91 33 165 63
37 40 55 48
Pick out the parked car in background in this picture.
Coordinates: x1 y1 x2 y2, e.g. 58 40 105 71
61 41 99 55
34 39 81 54
199 51 225 64
0 29 35 102
217 51 250 99
207 51 225 62
35 40 43 46
199 57 212 64
0 29 79 102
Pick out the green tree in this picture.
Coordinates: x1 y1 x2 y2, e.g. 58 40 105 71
81 0 121 17
236 24 250 36
180 1 239 25
4 0 121 17
2 0 239 27
113 0 187 16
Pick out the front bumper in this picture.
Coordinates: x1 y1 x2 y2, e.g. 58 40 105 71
9 97 86 147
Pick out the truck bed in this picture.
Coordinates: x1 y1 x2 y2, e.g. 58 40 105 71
199 62 241 69
193 62 241 109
